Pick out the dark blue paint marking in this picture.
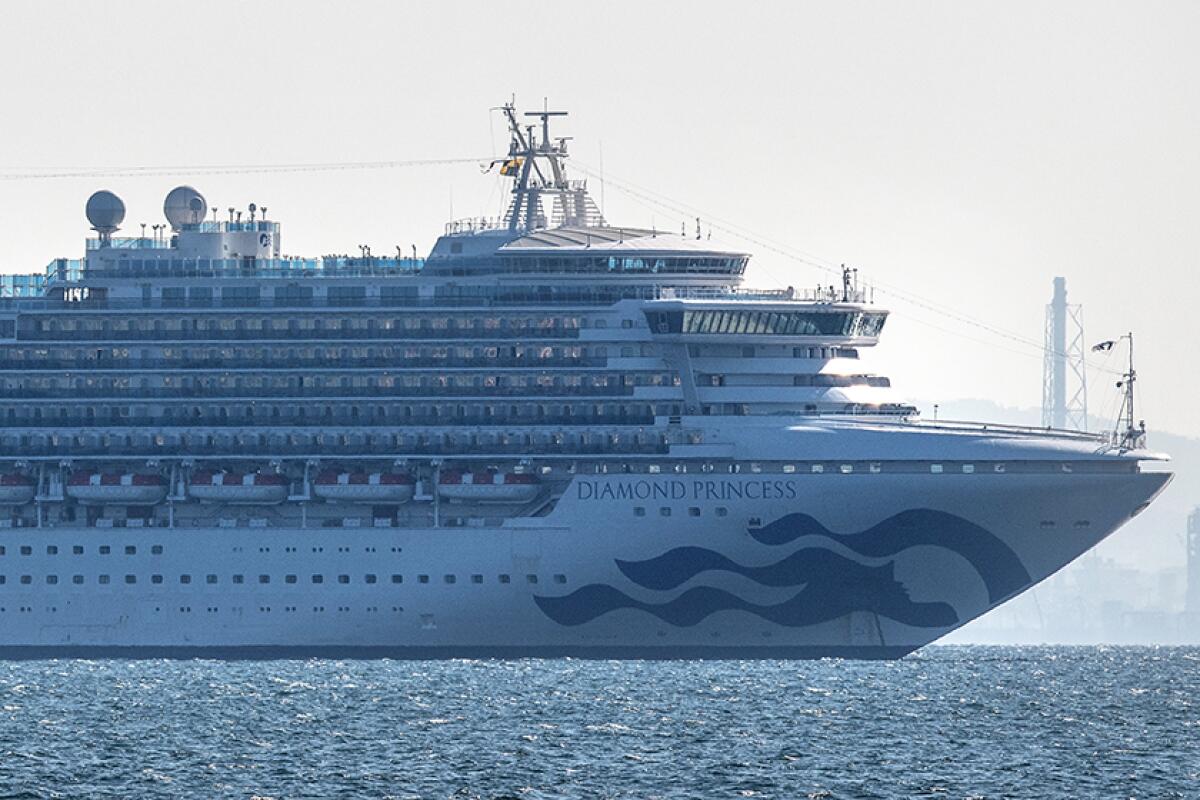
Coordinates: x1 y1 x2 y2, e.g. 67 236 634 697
748 509 1029 603
534 581 957 629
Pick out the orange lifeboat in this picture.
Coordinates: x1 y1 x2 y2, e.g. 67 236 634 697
66 473 168 505
312 471 415 504
437 470 540 503
0 474 35 506
188 471 288 505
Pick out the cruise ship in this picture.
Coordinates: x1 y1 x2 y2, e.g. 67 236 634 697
0 104 1172 658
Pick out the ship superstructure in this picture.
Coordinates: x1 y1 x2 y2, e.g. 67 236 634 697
0 104 1171 658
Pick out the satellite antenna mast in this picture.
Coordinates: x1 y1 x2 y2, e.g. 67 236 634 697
491 98 605 233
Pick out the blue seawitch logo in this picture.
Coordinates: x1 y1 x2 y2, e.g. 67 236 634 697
748 509 1030 604
532 509 1031 630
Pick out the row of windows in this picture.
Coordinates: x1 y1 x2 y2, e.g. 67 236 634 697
653 309 888 338
0 604 406 614
2 372 675 397
0 544 162 556
634 506 730 518
0 401 664 429
0 573 568 587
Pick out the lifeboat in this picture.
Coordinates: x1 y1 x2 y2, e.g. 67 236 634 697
67 473 168 505
312 471 415 504
188 471 288 505
437 470 540 503
0 474 35 505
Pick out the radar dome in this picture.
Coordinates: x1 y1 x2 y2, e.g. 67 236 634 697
163 185 208 229
85 190 125 232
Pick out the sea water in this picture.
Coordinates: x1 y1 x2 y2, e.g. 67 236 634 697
0 646 1196 798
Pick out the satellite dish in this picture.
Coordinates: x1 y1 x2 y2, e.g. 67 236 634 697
163 185 208 230
85 190 125 233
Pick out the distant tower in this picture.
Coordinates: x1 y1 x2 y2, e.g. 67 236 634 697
1041 277 1088 430
1187 507 1200 616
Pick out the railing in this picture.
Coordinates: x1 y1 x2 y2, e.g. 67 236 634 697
903 418 1108 443
0 356 610 372
0 385 640 401
15 325 583 341
444 217 506 234
85 237 173 251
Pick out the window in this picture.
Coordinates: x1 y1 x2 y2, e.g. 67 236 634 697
232 575 244 584
286 575 297 584
811 464 824 474
125 575 136 584
660 507 671 517
46 575 58 585
840 464 853 474
73 546 84 555
418 575 429 584
338 575 349 584
553 574 567 584
152 575 163 584
20 575 31 584
471 574 483 584
72 575 83 585
151 545 163 555
364 574 377 584
962 464 975 474
526 574 538 584
688 507 701 517
311 575 324 584
125 546 136 555
390 574 402 584
259 575 270 584
499 574 511 584
444 575 456 584
99 546 111 555
930 464 944 474
99 575 110 585
716 507 728 517
47 546 58 555
19 546 30 556
206 575 218 584
180 574 191 584
634 507 646 517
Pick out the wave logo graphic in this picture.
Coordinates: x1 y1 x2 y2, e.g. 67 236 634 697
533 509 1030 629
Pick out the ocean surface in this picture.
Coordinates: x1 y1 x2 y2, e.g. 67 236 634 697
0 646 1196 799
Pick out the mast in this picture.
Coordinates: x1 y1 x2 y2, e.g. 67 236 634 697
493 100 605 233
1114 331 1146 450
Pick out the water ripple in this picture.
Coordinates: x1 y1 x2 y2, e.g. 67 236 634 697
0 647 1195 798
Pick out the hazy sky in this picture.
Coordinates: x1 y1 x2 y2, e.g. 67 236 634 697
1 1 1196 437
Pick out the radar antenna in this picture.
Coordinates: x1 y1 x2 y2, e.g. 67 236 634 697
490 99 606 232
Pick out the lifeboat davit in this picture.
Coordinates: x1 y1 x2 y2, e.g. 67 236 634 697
312 471 415 504
437 470 540 503
188 471 288 505
66 473 168 505
0 474 35 505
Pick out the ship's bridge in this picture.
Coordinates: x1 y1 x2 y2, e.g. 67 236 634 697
424 223 749 281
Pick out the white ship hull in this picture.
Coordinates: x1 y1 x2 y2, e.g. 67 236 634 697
0 469 1170 658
